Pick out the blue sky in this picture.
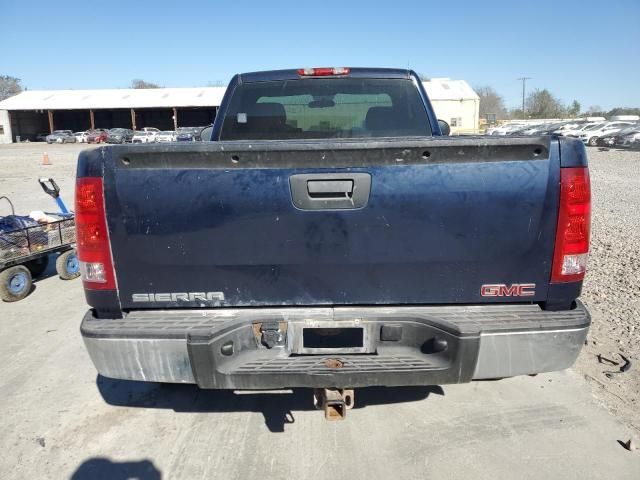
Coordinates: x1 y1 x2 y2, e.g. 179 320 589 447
2 0 639 110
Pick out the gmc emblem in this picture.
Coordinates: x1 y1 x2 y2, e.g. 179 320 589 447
480 283 536 297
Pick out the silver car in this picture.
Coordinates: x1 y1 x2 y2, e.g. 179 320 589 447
46 130 76 144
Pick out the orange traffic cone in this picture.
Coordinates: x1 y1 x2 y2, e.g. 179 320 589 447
42 152 51 166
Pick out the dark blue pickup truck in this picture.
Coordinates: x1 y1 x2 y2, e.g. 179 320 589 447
76 68 591 417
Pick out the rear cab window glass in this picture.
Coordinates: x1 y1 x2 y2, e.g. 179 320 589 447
220 78 431 140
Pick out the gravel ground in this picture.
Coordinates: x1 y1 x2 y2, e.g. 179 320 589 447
576 146 640 431
0 142 638 431
0 143 639 478
0 144 640 431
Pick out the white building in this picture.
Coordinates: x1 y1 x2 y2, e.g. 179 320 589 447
0 79 479 143
423 78 480 134
0 87 226 143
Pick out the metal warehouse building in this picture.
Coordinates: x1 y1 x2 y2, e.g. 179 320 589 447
0 80 478 143
0 87 226 143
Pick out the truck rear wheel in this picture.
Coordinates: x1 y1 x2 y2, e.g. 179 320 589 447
56 250 81 280
0 265 33 302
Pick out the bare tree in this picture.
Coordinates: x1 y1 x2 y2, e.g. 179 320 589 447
525 89 566 118
130 79 160 89
475 85 507 119
585 105 605 116
0 75 23 101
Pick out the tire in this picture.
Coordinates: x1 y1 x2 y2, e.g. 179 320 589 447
56 250 80 280
25 256 49 278
588 136 599 146
0 265 33 302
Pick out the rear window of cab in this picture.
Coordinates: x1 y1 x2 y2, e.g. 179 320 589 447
220 78 431 140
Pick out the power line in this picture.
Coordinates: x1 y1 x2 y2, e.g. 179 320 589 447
517 77 531 119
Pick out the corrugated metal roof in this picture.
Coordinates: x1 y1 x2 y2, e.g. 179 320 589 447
0 87 227 110
0 80 477 111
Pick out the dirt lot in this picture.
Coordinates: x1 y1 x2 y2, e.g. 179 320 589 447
1 142 639 479
576 146 640 432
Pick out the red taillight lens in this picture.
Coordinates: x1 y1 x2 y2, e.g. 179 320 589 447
297 67 350 76
75 177 116 290
551 167 591 283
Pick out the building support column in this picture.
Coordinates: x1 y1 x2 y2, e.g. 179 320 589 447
0 110 13 143
130 108 136 130
89 110 95 130
172 107 178 130
47 110 54 133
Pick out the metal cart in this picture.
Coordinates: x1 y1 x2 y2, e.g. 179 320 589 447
0 178 79 302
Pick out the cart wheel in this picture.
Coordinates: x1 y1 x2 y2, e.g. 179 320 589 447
56 250 80 280
25 256 50 278
0 265 33 302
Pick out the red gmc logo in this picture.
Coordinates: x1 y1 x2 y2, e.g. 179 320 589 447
480 283 536 297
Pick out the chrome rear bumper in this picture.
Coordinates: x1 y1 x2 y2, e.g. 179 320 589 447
81 302 590 387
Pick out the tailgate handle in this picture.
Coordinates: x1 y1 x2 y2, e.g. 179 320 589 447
290 173 371 210
307 180 354 198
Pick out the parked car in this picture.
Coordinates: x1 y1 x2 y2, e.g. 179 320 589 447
552 122 584 134
141 127 160 133
556 122 600 136
131 131 157 143
35 133 50 142
74 131 89 143
485 123 526 135
106 128 134 144
620 127 640 148
507 123 545 135
597 123 640 147
46 130 76 144
572 121 635 146
531 123 568 135
175 126 203 141
86 129 110 144
156 131 176 143
77 67 592 419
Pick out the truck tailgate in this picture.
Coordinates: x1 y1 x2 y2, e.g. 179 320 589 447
101 137 559 309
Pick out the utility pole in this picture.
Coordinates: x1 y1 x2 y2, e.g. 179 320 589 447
517 77 531 119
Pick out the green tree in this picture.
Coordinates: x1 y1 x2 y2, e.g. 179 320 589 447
0 75 23 101
567 100 581 117
130 79 160 89
606 107 640 117
508 108 525 119
525 89 566 118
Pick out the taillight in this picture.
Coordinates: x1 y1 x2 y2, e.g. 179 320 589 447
75 177 116 290
297 67 350 76
551 167 591 283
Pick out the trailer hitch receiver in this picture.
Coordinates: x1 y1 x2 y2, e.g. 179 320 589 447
313 388 354 421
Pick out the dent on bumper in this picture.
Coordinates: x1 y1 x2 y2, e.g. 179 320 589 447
81 302 590 386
